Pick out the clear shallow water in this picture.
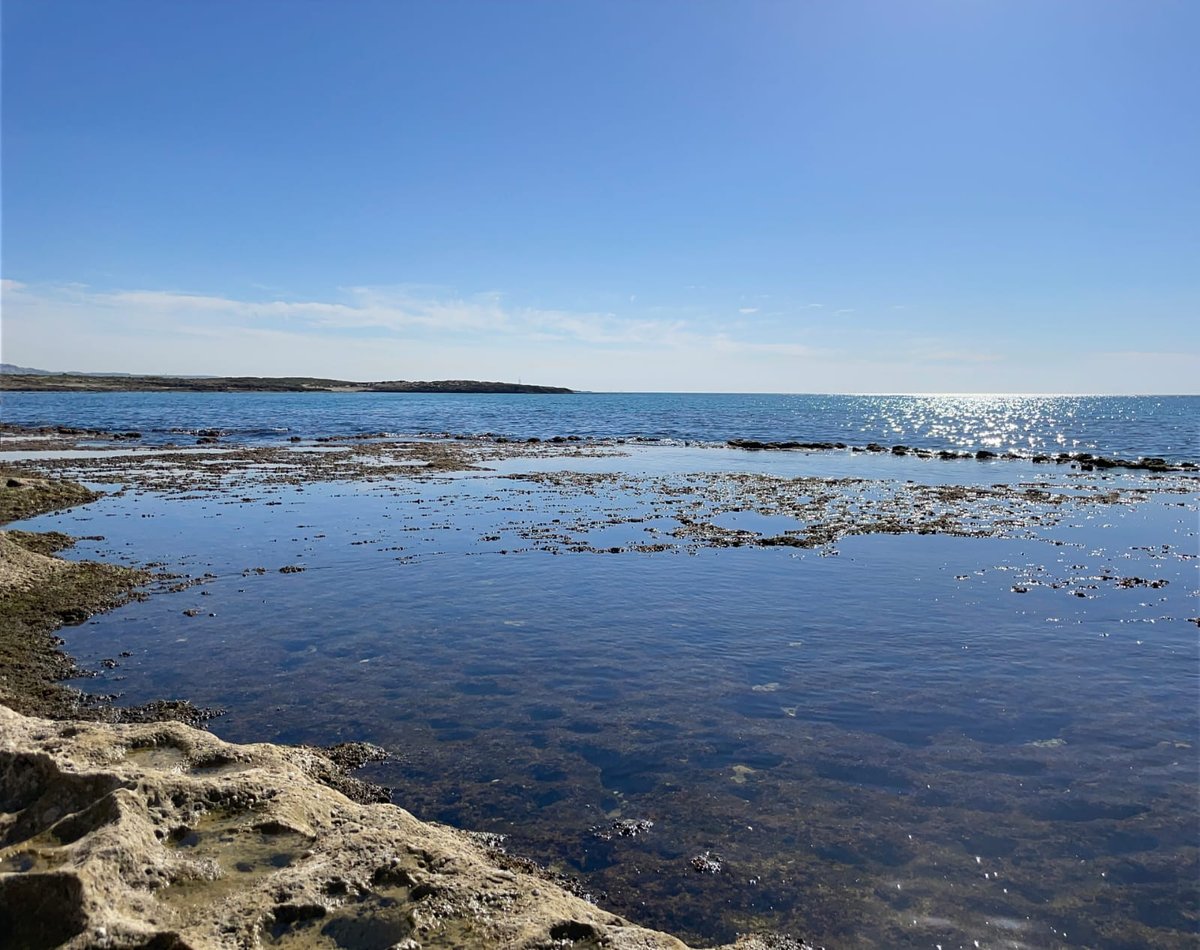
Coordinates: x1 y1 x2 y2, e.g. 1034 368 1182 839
3 391 1198 461
18 448 1199 950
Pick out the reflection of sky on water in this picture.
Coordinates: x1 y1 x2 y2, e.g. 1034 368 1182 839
17 450 1199 949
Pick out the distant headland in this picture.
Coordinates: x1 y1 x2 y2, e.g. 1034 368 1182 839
0 366 573 394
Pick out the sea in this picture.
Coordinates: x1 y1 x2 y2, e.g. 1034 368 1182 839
2 391 1198 461
2 391 1198 949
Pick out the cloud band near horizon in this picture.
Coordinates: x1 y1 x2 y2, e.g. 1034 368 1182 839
1 279 1196 394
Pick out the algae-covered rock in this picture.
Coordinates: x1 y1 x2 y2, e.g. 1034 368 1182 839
0 531 152 720
0 474 102 526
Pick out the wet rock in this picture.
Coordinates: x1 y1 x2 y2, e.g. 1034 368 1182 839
320 740 389 771
733 935 821 950
690 851 723 874
107 698 224 726
728 440 843 452
590 818 654 841
56 607 90 625
758 535 807 548
729 440 778 450
1 476 102 524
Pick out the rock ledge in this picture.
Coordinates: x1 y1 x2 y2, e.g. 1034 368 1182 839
0 705 808 950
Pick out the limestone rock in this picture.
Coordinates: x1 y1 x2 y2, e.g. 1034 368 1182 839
0 706 805 950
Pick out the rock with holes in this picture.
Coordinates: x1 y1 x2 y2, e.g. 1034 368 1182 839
0 705 813 949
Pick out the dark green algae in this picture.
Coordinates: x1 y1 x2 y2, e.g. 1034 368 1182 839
0 473 212 724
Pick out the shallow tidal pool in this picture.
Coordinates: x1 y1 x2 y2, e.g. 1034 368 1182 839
21 447 1200 949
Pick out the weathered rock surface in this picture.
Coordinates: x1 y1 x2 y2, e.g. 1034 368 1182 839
0 706 809 950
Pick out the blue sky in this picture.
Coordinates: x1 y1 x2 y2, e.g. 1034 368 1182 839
2 0 1196 392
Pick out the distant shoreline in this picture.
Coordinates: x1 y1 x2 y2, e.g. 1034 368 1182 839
0 372 573 394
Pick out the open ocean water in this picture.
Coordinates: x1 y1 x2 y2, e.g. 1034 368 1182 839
3 392 1198 948
3 391 1198 461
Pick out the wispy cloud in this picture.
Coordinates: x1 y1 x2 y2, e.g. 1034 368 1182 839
5 281 661 344
712 336 820 358
0 280 829 384
10 278 1185 393
916 348 1002 364
6 281 853 356
97 285 512 334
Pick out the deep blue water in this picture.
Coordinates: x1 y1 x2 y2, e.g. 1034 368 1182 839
3 391 1198 461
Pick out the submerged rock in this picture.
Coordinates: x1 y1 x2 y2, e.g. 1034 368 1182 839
590 818 655 840
689 851 723 874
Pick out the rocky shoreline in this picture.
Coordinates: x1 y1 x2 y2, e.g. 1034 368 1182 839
3 424 1196 948
5 420 1192 472
0 475 814 949
1 705 812 950
725 438 1196 473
